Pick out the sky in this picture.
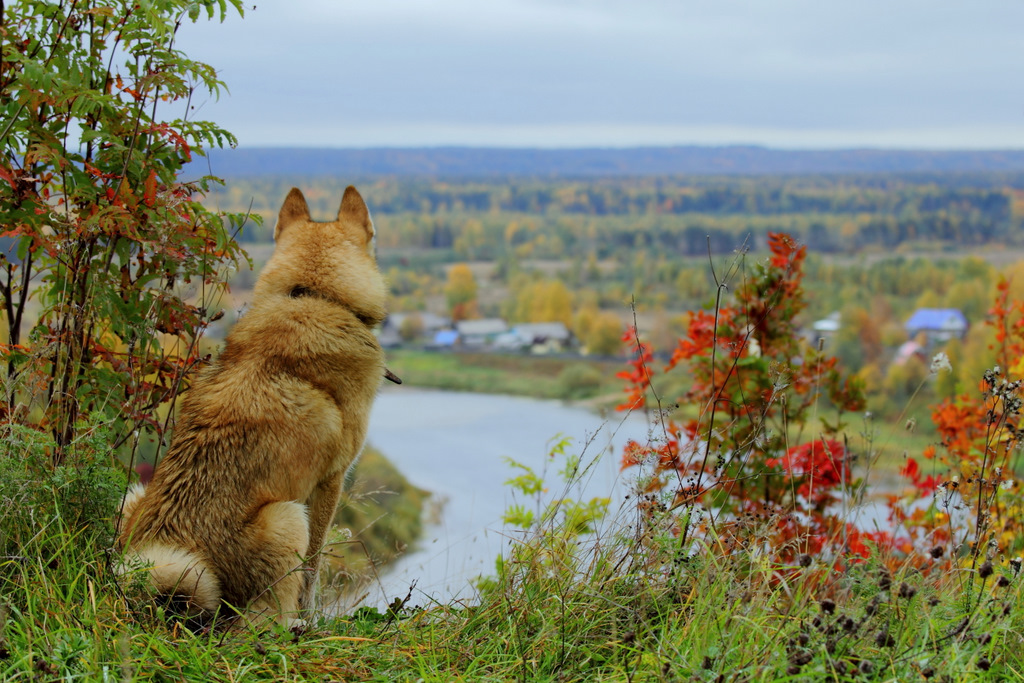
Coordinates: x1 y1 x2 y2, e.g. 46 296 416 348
173 0 1024 150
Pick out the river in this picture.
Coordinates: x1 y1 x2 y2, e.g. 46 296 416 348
356 387 654 608
352 387 895 610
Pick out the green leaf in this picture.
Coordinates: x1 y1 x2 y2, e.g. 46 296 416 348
501 505 535 530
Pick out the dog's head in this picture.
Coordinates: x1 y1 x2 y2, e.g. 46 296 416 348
256 185 387 328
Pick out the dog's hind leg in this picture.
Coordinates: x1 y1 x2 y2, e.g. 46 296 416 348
242 500 310 629
300 470 345 611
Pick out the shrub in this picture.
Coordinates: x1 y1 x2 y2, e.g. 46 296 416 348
555 364 604 399
0 418 125 607
1 0 251 464
618 233 868 563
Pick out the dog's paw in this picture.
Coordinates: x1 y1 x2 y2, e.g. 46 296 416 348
285 618 307 636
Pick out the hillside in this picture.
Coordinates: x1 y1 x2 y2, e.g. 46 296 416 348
190 145 1024 179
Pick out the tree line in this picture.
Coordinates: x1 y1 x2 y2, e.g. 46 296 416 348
207 175 1021 255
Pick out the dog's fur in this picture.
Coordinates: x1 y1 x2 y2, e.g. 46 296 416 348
118 186 388 626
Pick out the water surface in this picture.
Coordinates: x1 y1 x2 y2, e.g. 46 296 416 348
359 387 653 607
354 387 895 609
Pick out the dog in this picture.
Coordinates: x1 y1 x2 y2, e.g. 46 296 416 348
118 186 399 628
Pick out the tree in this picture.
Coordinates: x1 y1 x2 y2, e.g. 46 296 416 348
444 263 479 321
894 280 1024 569
1 0 250 464
399 313 425 343
511 279 573 326
848 305 884 366
454 218 485 259
581 311 623 357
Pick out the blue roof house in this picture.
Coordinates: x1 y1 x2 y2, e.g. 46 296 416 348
431 329 460 348
904 308 968 343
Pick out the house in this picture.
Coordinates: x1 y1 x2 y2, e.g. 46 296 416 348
380 312 450 347
454 318 509 348
812 312 841 335
894 340 927 366
430 329 460 349
804 311 841 348
904 308 968 343
377 325 403 349
509 322 575 354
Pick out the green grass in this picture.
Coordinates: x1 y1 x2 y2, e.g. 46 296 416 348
3 379 1021 681
385 349 624 402
4 474 1023 681
0 417 1020 682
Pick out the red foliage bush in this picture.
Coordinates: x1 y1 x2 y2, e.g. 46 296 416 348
619 233 876 564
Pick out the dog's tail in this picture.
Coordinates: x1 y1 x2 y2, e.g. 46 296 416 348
120 543 222 618
117 485 221 617
117 482 147 537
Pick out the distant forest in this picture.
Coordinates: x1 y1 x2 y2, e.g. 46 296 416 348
199 156 1024 410
207 174 1023 256
192 146 1024 179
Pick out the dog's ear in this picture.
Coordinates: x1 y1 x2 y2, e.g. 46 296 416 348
338 186 375 244
275 188 310 240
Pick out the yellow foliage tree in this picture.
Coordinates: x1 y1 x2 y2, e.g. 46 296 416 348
512 279 573 326
444 263 479 321
504 220 520 245
573 306 597 343
454 219 485 259
582 311 624 356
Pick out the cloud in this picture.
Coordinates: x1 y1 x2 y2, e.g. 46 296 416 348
173 0 1024 148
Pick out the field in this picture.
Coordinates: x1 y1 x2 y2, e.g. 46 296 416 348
384 349 623 403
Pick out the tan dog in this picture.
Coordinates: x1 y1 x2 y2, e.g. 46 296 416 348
118 186 396 627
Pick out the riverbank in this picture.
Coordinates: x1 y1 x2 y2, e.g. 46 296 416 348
325 446 431 594
383 348 931 476
384 348 625 404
